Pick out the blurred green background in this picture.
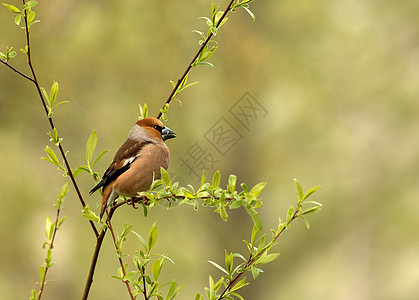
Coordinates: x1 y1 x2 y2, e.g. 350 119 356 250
1 0 419 299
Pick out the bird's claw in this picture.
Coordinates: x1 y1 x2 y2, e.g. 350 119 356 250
128 197 138 209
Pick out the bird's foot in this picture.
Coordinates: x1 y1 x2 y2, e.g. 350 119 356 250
128 197 138 209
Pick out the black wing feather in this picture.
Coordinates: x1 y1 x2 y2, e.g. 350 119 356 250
89 139 150 195
89 161 135 195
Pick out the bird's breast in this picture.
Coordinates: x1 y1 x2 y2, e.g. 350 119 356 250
112 143 170 197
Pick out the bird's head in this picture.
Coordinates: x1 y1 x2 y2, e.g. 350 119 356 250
135 117 176 142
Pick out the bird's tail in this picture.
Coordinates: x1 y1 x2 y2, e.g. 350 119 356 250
89 180 104 195
99 189 118 220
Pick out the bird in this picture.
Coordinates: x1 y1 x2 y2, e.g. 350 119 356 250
89 117 176 220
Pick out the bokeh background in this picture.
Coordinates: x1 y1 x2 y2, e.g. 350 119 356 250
1 0 419 299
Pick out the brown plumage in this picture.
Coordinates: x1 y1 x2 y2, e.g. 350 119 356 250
90 117 176 219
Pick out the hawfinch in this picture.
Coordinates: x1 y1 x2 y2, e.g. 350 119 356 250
89 117 176 219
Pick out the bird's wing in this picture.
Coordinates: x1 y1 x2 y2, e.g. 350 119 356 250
89 139 151 195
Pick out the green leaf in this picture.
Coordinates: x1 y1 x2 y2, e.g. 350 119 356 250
225 250 233 275
301 206 322 215
193 30 205 38
58 216 66 228
92 149 109 168
160 167 172 187
198 45 218 62
14 13 21 25
180 81 199 92
207 260 228 275
207 276 215 300
40 87 50 103
72 166 89 177
219 204 228 221
250 265 260 279
300 215 310 229
199 16 212 27
23 1 38 9
229 199 243 209
120 223 132 241
200 170 206 189
249 182 267 197
230 292 245 300
241 183 248 194
194 293 204 300
230 276 248 292
86 130 97 163
304 200 323 207
152 258 163 281
39 265 46 282
286 205 295 224
45 215 52 241
30 289 36 300
256 253 280 264
48 128 63 146
246 207 262 231
20 45 28 53
294 178 303 201
49 81 59 107
214 11 224 26
250 224 259 245
42 146 60 167
165 281 184 300
81 205 100 223
213 277 224 292
27 10 35 25
131 230 148 251
212 170 220 189
110 274 122 280
9 50 17 59
139 103 148 120
3 4 20 13
196 61 214 67
303 186 322 201
148 223 158 251
56 182 68 208
243 6 255 20
227 174 237 194
257 235 266 251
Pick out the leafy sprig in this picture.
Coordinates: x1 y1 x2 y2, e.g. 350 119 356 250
72 130 109 179
133 169 266 231
30 182 68 300
109 223 184 300
157 0 256 119
199 179 322 300
3 1 39 30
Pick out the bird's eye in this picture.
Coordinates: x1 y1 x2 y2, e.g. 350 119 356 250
153 125 162 132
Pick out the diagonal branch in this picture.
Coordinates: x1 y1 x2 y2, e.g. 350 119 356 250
0 59 35 82
82 204 118 300
37 205 62 300
107 215 135 300
17 0 98 237
156 0 235 119
217 210 300 299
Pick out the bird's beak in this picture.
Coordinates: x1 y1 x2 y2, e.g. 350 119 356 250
161 126 176 141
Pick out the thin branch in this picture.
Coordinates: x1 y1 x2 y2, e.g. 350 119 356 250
37 206 62 300
19 0 98 237
218 210 300 299
82 229 106 300
107 215 134 300
0 59 35 82
141 266 149 300
156 0 235 119
82 205 116 300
